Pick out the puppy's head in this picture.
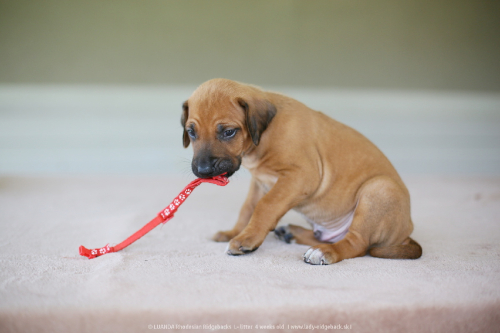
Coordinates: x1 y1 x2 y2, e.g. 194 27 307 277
181 79 276 178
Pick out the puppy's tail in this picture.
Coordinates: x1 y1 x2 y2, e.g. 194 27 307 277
369 237 422 259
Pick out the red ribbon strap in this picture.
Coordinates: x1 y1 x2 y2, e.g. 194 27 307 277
79 174 229 259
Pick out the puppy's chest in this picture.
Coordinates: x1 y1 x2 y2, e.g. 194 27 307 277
254 173 278 193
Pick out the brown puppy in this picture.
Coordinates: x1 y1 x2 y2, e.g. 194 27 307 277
181 78 422 265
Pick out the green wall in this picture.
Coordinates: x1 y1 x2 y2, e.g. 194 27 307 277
1 0 499 91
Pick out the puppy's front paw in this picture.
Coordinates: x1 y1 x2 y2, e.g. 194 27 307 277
303 245 337 265
226 236 260 255
212 230 238 242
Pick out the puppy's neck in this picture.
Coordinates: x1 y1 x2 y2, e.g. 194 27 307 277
241 144 260 171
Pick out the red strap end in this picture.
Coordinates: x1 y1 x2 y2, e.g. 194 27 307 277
79 244 113 259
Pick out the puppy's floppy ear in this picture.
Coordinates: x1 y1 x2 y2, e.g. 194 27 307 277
238 97 277 146
181 101 190 148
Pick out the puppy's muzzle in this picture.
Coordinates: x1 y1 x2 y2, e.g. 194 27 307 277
192 155 240 178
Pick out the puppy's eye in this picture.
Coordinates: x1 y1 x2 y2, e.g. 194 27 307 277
186 128 196 139
223 129 237 139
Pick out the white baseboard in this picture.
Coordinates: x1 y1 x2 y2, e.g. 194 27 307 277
1 85 499 175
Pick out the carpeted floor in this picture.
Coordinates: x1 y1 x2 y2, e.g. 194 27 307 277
0 175 499 332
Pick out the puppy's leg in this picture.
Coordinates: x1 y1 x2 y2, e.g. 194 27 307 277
227 176 309 255
213 177 264 242
303 176 415 265
275 225 322 246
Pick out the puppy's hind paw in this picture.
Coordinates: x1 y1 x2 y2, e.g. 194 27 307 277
303 247 328 265
274 226 295 244
303 244 339 265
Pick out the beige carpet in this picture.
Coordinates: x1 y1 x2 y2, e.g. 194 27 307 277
0 175 499 332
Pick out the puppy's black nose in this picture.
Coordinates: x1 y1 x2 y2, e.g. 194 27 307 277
197 164 214 176
197 158 216 176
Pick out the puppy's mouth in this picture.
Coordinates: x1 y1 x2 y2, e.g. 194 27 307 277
192 157 240 179
220 170 236 178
